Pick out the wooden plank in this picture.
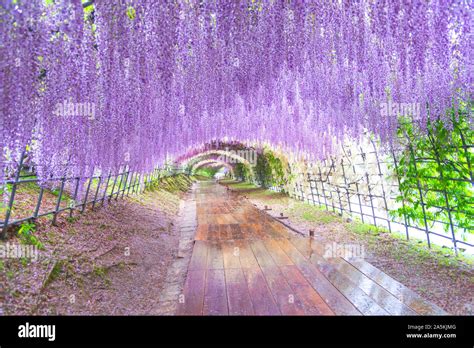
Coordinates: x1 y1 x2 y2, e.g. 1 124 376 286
177 269 206 315
203 269 228 315
214 215 225 224
270 224 287 239
218 224 231 240
262 239 294 266
238 224 251 240
196 205 206 216
279 265 334 315
259 266 306 315
261 221 285 239
194 224 208 241
235 240 260 269
229 224 243 240
221 214 238 224
252 223 266 239
250 240 277 268
207 224 219 241
242 267 280 315
289 236 428 315
281 238 388 315
268 221 289 236
197 214 206 225
287 236 317 258
225 268 255 315
207 242 224 270
188 240 209 271
322 256 417 315
345 258 447 315
275 238 362 315
222 241 242 269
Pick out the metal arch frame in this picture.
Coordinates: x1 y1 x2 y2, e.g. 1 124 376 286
191 159 235 177
179 149 256 178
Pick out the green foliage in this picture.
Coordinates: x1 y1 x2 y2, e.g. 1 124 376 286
17 222 44 249
145 173 194 193
254 149 286 189
302 211 337 224
255 152 270 187
126 6 137 20
20 257 29 267
92 265 111 286
234 162 252 181
66 216 80 223
44 260 65 287
266 151 286 187
0 198 5 216
347 221 387 236
286 201 337 223
194 167 220 178
93 265 107 278
391 109 474 239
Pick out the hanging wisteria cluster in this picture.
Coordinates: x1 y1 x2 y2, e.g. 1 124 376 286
1 0 472 183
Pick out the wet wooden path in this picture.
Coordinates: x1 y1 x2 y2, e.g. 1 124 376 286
177 181 446 315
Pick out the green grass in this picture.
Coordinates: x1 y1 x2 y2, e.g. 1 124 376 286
219 179 234 184
194 167 220 178
66 216 80 223
403 236 474 267
92 265 107 278
17 221 44 249
44 260 65 287
194 174 211 181
285 201 338 224
347 221 387 236
143 173 195 195
223 181 259 191
345 219 474 267
302 210 338 224
92 265 111 286
50 187 71 200
223 181 285 201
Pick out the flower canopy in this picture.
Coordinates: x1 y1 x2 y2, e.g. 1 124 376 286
1 0 472 182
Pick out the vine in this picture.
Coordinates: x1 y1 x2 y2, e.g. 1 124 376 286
234 163 251 182
391 109 474 241
254 149 286 190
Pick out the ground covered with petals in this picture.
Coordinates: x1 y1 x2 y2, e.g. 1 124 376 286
1 176 194 315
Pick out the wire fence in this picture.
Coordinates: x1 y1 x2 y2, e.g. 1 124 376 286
288 125 473 255
0 153 178 239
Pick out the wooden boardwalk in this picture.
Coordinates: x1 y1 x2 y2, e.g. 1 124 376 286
177 181 446 316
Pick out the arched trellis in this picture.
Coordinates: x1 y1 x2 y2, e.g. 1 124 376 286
178 149 256 178
192 159 235 177
5 0 468 186
1 1 471 253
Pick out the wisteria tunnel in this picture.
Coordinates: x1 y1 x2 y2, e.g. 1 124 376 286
1 0 473 324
